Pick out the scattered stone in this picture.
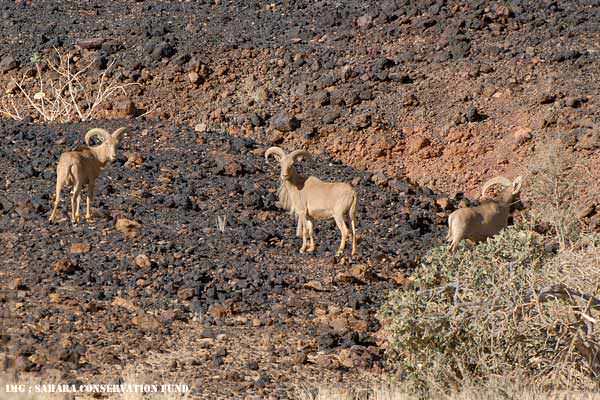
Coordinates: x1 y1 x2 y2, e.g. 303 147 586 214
132 313 162 332
565 97 584 108
115 99 136 117
212 152 243 177
134 254 151 269
194 123 207 133
313 354 339 369
337 348 354 368
370 172 388 187
248 112 264 127
75 38 105 50
151 42 176 60
353 114 371 129
52 259 77 274
188 71 200 84
115 218 142 239
407 136 430 154
304 280 325 291
0 56 18 73
323 110 341 124
329 317 349 334
539 94 556 104
270 112 300 132
292 352 307 365
112 297 138 312
70 242 91 254
8 277 26 291
513 127 532 145
177 287 195 301
356 14 373 29
575 130 599 150
125 152 144 168
208 303 228 319
313 91 330 107
465 106 482 122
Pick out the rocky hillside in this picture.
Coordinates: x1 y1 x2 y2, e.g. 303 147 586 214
1 0 599 197
1 0 599 398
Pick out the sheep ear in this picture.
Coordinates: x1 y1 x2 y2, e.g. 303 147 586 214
112 127 127 142
512 176 523 194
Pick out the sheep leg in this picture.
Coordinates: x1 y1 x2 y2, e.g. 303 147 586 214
299 213 308 253
70 183 82 223
49 179 65 222
349 194 358 256
305 218 315 252
333 213 349 257
449 240 458 253
85 182 95 222
295 215 303 237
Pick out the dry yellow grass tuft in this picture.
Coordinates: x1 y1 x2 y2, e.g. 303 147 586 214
295 381 600 400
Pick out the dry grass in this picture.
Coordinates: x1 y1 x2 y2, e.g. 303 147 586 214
0 49 138 123
295 381 600 400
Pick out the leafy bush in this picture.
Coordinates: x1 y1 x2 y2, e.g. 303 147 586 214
380 227 600 392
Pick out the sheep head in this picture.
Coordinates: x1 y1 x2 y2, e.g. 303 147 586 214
265 147 311 213
85 127 127 163
265 147 310 181
481 175 523 207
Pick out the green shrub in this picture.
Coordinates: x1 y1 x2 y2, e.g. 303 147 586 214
380 226 600 392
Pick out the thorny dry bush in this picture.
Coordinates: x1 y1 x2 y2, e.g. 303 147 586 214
526 138 597 249
0 49 138 123
380 226 600 394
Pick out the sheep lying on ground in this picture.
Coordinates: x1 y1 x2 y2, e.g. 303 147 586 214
49 127 127 224
265 146 358 257
447 175 523 252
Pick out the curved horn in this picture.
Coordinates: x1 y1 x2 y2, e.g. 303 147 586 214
112 127 127 141
84 128 111 146
481 176 512 198
289 149 311 162
265 146 286 162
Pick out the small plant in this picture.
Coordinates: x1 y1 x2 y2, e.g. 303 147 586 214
0 48 139 123
216 215 226 233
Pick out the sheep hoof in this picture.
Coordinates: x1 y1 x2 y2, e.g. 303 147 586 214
307 247 315 253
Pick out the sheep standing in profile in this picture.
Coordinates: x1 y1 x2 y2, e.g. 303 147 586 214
447 175 523 252
265 146 358 257
49 127 127 224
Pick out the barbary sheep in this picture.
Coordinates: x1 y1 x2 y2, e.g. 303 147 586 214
265 146 358 257
49 127 127 224
447 175 523 252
